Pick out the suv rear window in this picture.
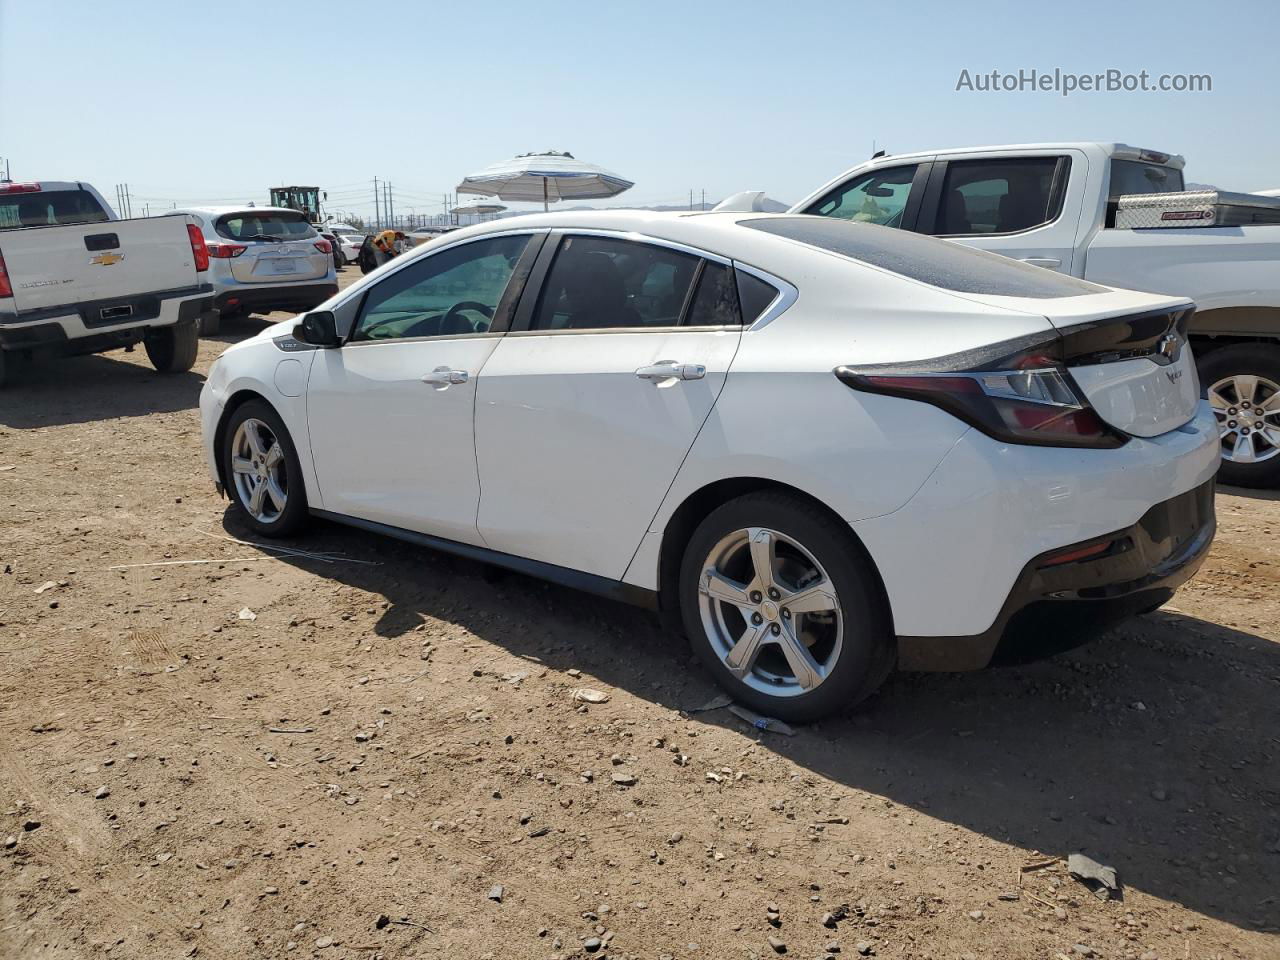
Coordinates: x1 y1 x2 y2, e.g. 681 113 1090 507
0 188 110 230
216 211 316 242
741 217 1105 299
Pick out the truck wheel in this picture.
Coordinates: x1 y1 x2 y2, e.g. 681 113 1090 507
1198 343 1280 488
145 322 199 373
199 311 222 337
0 350 8 389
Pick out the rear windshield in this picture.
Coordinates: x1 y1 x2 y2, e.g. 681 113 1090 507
0 187 110 230
1109 160 1185 199
215 211 316 242
741 217 1105 299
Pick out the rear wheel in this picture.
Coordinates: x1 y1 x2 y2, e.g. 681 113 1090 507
144 322 199 373
220 400 309 537
678 491 894 722
199 311 222 337
1199 343 1280 488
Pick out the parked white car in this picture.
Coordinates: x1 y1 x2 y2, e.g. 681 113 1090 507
0 180 214 385
784 143 1280 487
170 206 337 335
199 211 1219 719
337 233 365 265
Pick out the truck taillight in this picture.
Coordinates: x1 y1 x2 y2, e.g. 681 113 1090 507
207 242 247 259
0 248 11 298
187 224 209 271
314 239 332 254
0 182 40 194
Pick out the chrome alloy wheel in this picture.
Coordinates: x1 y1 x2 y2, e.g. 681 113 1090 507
697 527 843 697
1209 374 1280 464
230 418 288 524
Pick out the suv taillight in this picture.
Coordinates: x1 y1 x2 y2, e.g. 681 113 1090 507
0 247 11 298
314 239 332 254
836 338 1125 449
207 242 247 259
187 224 209 271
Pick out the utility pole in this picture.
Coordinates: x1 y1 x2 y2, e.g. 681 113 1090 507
373 177 381 229
689 189 694 211
700 188 705 211
386 181 394 228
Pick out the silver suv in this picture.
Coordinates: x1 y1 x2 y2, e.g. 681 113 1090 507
171 207 337 334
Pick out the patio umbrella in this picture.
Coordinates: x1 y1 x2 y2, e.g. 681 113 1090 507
457 151 633 211
451 197 508 216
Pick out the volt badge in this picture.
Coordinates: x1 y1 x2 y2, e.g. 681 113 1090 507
90 252 125 266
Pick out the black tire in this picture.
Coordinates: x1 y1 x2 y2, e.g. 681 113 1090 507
1197 343 1280 488
199 311 222 337
678 491 894 723
219 400 310 538
144 321 199 373
0 349 8 389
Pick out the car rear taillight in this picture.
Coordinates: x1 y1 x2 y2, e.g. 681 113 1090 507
0 248 11 298
207 242 247 259
314 239 332 254
187 224 209 272
836 338 1126 449
0 182 40 194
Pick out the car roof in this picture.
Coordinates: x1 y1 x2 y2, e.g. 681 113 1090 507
170 205 309 217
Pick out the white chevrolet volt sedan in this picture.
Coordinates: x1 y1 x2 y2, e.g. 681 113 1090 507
199 211 1219 720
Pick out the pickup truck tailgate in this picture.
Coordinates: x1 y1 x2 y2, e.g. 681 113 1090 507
1 216 200 319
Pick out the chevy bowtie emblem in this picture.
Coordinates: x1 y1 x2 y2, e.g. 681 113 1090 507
90 252 125 266
1157 332 1182 362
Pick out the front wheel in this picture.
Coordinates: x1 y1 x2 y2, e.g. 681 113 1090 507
678 491 894 723
220 400 310 537
1199 343 1280 488
144 322 198 373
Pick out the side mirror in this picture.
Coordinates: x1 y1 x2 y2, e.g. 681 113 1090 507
295 310 340 347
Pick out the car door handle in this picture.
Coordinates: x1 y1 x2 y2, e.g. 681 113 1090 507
421 367 469 386
1018 257 1062 268
635 360 706 382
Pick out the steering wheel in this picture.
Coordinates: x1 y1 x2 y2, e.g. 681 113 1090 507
441 300 494 334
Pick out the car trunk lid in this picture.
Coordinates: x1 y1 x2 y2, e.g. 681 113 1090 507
956 289 1200 439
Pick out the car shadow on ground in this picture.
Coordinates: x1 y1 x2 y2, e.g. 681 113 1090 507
1217 482 1280 503
0 352 204 429
224 510 1280 933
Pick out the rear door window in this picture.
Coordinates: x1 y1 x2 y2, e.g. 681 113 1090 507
802 165 920 227
0 188 110 230
216 211 317 242
932 157 1066 235
530 235 701 330
684 262 742 327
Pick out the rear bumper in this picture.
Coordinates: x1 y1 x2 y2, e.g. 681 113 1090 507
214 282 338 315
0 292 212 355
897 478 1216 671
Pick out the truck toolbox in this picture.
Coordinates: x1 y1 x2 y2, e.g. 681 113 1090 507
1115 190 1280 228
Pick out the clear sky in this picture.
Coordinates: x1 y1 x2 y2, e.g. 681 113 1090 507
2 0 1278 221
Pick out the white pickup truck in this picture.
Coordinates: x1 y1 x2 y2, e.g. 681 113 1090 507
777 143 1280 487
0 180 215 387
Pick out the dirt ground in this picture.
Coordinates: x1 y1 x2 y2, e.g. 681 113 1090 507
1 265 1278 960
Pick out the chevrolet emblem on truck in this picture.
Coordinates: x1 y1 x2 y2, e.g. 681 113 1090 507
90 252 125 266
